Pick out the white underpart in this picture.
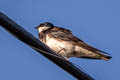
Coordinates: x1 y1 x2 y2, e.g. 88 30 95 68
38 27 50 32
75 46 100 58
42 35 75 58
75 46 95 56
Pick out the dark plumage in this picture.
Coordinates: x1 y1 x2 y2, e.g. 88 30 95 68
35 22 54 29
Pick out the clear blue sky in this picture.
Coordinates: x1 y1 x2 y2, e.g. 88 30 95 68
0 0 119 80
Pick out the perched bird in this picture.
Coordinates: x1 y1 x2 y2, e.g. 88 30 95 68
35 22 112 61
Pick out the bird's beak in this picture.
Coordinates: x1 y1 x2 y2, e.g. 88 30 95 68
34 27 38 29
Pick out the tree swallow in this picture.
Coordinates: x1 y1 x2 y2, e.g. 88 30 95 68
35 22 112 61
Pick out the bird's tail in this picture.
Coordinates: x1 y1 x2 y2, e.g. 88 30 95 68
87 51 112 61
97 51 112 61
77 49 112 61
79 53 112 61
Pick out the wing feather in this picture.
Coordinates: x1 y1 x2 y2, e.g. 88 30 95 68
45 27 111 59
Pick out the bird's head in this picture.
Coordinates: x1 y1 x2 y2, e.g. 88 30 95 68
35 22 54 32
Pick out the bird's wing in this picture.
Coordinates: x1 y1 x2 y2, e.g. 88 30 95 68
50 30 111 59
50 31 84 42
77 41 109 54
50 31 103 53
77 41 112 60
48 26 84 42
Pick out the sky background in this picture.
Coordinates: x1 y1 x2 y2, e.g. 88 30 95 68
0 0 119 80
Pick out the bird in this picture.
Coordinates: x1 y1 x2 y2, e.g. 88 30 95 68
35 22 112 61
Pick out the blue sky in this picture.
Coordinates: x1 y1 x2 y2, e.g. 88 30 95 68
0 0 119 80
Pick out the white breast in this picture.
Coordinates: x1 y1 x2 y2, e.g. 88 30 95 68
42 35 75 57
